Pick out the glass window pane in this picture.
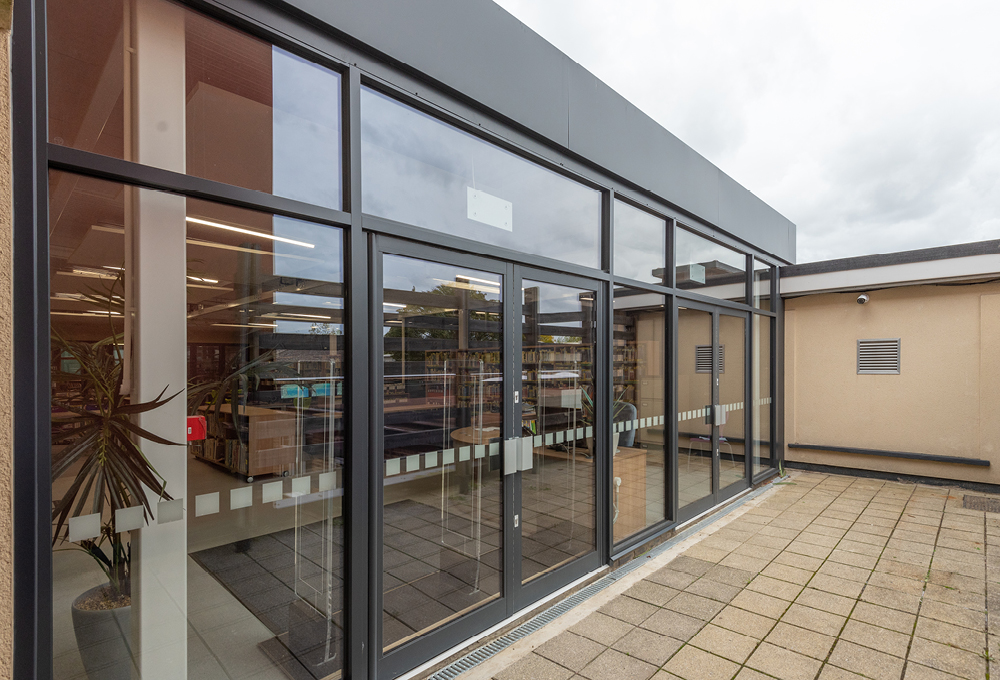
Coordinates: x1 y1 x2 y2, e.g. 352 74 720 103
47 0 343 209
612 288 666 542
361 88 602 269
614 201 666 284
752 315 772 476
380 256 503 651
718 314 747 490
677 307 713 508
521 281 597 580
49 170 346 679
675 226 746 302
753 258 772 310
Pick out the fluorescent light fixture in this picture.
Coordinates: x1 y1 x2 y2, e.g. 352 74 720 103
456 274 501 287
87 310 122 315
103 265 124 271
273 313 331 320
212 323 278 329
52 311 125 318
383 302 406 308
186 217 315 249
187 275 220 284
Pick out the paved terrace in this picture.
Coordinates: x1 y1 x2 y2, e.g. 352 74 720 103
466 471 1000 680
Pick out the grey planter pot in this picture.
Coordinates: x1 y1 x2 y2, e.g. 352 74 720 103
71 585 133 680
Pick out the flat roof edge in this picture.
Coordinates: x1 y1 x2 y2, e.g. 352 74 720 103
782 239 1000 278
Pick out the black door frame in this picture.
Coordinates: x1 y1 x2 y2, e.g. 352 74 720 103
372 237 605 678
675 299 751 524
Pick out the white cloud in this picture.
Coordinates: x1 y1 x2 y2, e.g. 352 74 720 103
494 0 1000 262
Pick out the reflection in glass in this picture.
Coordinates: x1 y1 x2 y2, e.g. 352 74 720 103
47 0 342 209
753 258 772 310
521 281 597 581
612 289 666 542
380 256 504 651
614 201 666 284
49 170 346 679
361 88 601 269
676 308 713 508
752 315 772 476
675 227 746 302
718 315 747 490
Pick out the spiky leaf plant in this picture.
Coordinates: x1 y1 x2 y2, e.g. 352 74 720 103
51 330 182 599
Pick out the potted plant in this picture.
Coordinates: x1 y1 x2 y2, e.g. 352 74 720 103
52 321 182 678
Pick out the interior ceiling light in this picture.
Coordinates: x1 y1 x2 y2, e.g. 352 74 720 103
186 217 315 249
264 312 332 320
382 302 406 308
211 323 278 328
456 274 501 287
187 275 220 284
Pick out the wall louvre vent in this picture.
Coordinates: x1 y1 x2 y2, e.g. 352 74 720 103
857 339 901 374
695 345 724 373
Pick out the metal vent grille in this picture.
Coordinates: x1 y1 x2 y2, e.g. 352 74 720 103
857 339 900 374
695 345 724 373
964 495 1000 513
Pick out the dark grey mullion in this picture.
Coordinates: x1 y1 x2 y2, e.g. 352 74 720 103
745 255 753 307
13 0 50 677
504 261 518 618
745 310 753 485
771 275 785 468
47 145 352 228
343 65 371 680
602 193 613 561
670 298 680 526
666 217 676 289
711 312 720 502
369 234 385 671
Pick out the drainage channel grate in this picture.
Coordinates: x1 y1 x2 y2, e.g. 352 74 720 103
425 482 775 680
963 495 1000 513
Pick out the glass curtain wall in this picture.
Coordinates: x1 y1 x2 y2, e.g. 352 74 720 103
46 1 348 678
49 172 346 679
379 256 504 651
520 281 597 580
360 88 601 269
612 289 666 542
752 315 773 476
47 0 342 209
675 226 746 303
675 307 713 508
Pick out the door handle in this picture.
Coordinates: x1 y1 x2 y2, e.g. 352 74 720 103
519 435 533 472
504 438 518 476
504 436 535 474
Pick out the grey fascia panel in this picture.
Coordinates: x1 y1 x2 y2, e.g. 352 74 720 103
280 0 795 262
290 0 572 145
718 173 797 263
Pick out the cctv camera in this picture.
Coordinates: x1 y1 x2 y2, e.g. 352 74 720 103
857 293 870 305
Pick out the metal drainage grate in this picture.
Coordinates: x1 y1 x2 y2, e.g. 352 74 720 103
425 482 775 680
963 495 1000 513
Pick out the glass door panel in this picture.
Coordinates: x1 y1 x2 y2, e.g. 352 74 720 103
380 255 504 651
677 307 714 509
718 314 747 491
519 280 597 583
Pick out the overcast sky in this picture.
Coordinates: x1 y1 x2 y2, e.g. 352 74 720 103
493 0 1000 263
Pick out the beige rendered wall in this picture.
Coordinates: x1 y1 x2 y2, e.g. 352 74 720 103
0 2 14 678
784 280 1000 484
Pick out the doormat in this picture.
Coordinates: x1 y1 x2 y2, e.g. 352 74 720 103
963 495 1000 513
191 519 345 680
